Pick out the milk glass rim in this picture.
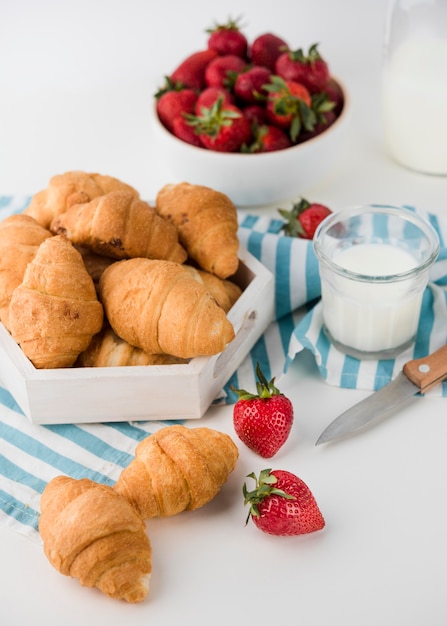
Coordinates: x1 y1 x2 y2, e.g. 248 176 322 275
313 204 440 283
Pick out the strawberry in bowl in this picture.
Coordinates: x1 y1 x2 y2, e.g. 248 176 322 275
151 19 350 206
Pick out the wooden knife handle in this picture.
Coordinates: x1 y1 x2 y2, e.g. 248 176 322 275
403 344 447 392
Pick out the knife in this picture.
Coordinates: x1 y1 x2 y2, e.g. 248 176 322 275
315 343 447 445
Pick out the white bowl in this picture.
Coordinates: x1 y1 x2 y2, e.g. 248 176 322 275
150 79 350 207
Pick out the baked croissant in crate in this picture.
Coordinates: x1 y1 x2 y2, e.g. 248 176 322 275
98 257 235 359
24 170 140 229
113 425 239 519
76 326 187 367
8 235 104 368
0 214 52 330
155 182 240 279
185 266 242 313
50 190 187 264
39 476 152 603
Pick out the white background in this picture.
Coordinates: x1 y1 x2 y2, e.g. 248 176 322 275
1 1 447 625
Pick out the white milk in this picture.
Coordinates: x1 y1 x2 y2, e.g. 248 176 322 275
382 37 447 174
321 243 423 354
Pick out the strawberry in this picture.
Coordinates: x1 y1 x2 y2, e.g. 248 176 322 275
232 363 293 458
204 54 246 89
243 468 325 536
171 115 203 147
321 77 344 116
264 76 315 141
170 49 218 92
195 86 234 114
278 197 332 239
297 110 337 144
295 91 337 142
275 43 329 93
234 65 272 104
250 33 289 71
155 81 198 132
243 124 292 153
184 97 252 152
206 17 248 59
242 104 268 127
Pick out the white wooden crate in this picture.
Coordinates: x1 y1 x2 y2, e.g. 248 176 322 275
0 246 274 424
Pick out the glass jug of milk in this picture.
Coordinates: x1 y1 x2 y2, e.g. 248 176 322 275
382 0 447 175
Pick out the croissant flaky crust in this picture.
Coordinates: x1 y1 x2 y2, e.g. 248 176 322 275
24 170 139 229
50 190 187 264
76 326 187 367
8 235 104 368
113 425 239 519
39 476 152 603
0 214 52 330
155 182 240 279
99 257 235 359
185 266 242 313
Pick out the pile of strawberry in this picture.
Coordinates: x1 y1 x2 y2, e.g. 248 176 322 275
155 18 344 153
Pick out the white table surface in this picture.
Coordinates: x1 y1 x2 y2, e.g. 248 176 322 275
2 1 447 625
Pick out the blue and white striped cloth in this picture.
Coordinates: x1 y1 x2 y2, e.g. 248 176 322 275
1 197 446 540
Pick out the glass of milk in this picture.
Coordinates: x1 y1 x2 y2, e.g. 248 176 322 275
382 0 447 174
313 205 439 359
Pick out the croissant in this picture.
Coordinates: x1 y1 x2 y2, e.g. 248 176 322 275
76 326 188 367
24 170 139 229
0 213 52 246
155 182 240 279
114 425 239 519
50 190 187 263
185 266 242 313
98 257 235 359
8 235 104 368
0 215 52 329
39 475 152 603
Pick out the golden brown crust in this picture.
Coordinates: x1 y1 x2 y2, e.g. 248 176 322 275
24 171 139 229
113 425 239 519
0 215 53 329
50 190 187 264
39 476 152 603
98 257 235 359
8 235 104 368
155 182 239 279
76 326 188 367
185 265 242 312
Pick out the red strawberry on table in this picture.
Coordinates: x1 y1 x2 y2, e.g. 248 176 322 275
170 49 218 92
243 468 325 536
206 17 248 59
184 97 251 152
204 54 246 89
232 363 293 458
278 197 332 239
264 76 315 141
250 32 289 71
275 43 330 93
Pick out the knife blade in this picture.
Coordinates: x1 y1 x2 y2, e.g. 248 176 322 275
315 343 447 445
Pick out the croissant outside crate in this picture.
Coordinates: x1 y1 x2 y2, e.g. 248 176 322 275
0 246 274 425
